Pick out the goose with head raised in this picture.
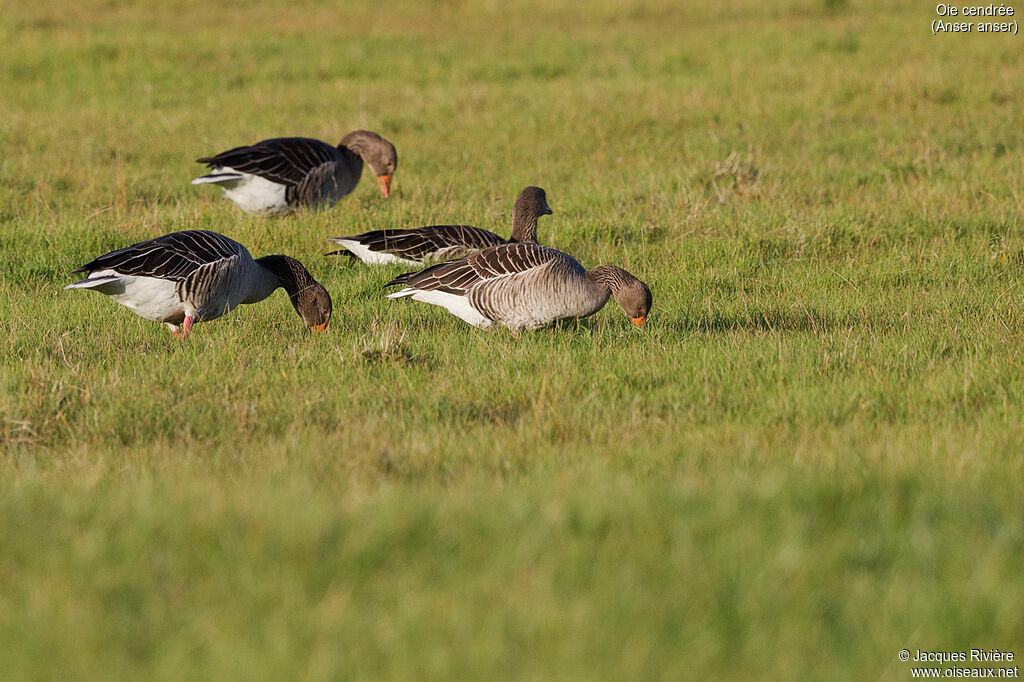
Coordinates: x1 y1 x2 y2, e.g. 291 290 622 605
328 186 552 265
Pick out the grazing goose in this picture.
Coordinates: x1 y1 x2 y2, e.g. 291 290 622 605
66 230 332 338
192 130 397 216
327 186 553 265
386 242 652 331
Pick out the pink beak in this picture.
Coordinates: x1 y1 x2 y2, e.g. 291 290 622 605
376 174 392 198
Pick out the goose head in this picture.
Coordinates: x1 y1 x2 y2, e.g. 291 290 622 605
294 280 333 332
257 255 334 331
509 186 554 242
615 277 653 327
592 265 653 327
341 130 398 198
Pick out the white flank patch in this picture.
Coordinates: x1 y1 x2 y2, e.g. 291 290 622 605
111 276 184 323
389 289 491 328
69 271 185 324
194 166 290 216
328 239 422 266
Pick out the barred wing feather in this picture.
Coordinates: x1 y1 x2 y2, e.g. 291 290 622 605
71 230 245 280
386 242 570 295
344 225 506 263
196 137 340 187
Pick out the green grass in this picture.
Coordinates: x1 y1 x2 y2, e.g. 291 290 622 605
2 0 1024 678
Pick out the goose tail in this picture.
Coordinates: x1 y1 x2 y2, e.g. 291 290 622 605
191 173 244 186
65 274 125 293
385 287 417 300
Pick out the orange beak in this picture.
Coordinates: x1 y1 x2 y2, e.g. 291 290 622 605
630 316 646 328
376 174 392 198
311 322 328 332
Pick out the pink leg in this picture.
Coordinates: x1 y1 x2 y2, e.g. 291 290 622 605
178 315 194 340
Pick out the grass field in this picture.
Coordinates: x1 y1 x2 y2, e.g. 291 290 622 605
2 0 1024 678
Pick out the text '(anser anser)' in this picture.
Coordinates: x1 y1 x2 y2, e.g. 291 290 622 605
386 242 652 331
66 230 332 338
327 186 553 265
192 130 397 216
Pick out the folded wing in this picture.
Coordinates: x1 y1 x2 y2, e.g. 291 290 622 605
386 242 569 295
333 224 507 264
196 137 340 187
70 230 245 280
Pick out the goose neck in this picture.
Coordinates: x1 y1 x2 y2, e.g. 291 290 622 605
255 255 314 299
509 206 540 242
585 265 627 294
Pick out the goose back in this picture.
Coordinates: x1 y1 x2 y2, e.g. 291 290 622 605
330 186 550 265
71 230 245 281
197 137 342 187
330 224 507 265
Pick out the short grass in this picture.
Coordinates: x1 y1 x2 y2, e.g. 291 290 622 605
3 0 1024 678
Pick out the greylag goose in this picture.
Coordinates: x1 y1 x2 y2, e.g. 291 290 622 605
327 186 553 265
66 230 332 338
385 242 652 331
192 130 397 216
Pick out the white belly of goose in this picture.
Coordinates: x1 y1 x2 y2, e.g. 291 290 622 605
388 289 493 328
224 173 289 216
67 270 186 324
195 169 289 216
331 238 422 266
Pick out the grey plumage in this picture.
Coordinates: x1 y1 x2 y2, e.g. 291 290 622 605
193 130 397 216
328 186 553 265
66 230 332 338
386 242 652 331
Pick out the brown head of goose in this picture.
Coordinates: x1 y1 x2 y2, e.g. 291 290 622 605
192 130 397 216
385 241 652 331
328 186 553 265
66 230 332 339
